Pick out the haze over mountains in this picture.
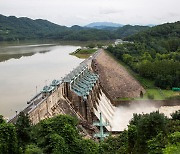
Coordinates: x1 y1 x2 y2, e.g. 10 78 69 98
85 22 123 29
85 22 155 30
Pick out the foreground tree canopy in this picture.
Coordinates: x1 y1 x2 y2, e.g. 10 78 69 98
0 110 180 154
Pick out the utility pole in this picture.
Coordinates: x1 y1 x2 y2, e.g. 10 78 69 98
93 112 109 141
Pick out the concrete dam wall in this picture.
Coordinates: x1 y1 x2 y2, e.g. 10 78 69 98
9 49 115 132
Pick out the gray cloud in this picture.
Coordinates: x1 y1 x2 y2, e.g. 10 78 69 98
168 12 180 18
99 8 124 15
0 0 179 26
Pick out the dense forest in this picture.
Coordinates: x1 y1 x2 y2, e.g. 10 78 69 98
0 14 149 41
107 21 180 89
0 111 180 154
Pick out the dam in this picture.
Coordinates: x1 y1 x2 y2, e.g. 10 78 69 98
9 48 179 135
9 49 115 134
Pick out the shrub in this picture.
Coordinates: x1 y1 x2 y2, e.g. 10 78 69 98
148 93 154 99
171 110 180 120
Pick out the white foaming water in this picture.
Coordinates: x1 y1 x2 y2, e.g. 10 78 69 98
159 106 180 118
112 101 180 131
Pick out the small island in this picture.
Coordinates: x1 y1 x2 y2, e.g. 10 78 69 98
70 48 97 58
70 43 105 58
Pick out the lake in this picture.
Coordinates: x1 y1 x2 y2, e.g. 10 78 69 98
0 41 83 118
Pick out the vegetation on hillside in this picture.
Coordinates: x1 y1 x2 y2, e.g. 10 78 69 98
0 110 180 154
0 14 149 41
115 25 149 38
107 21 180 89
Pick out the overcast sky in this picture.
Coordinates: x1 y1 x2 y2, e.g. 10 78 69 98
0 0 179 26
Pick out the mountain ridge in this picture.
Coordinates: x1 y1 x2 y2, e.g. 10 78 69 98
0 14 166 41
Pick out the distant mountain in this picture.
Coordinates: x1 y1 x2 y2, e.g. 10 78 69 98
85 22 123 29
0 14 161 42
148 24 155 27
70 25 84 30
89 26 119 30
0 14 69 41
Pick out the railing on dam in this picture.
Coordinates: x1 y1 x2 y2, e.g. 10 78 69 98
8 79 62 123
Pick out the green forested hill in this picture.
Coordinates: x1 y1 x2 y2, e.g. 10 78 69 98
0 15 69 41
108 21 180 89
124 21 180 57
0 14 149 41
115 25 149 38
125 21 180 42
124 21 180 53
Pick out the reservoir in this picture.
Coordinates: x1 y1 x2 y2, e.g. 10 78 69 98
0 41 83 118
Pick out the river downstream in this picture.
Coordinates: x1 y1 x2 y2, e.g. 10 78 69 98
0 42 83 118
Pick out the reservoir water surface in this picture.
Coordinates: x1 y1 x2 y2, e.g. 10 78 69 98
0 41 83 118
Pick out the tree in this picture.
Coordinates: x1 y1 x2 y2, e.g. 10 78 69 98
80 139 98 154
31 115 85 154
168 132 180 145
147 132 167 154
44 133 68 154
163 143 180 154
122 54 133 65
127 125 137 153
25 144 43 154
99 131 128 154
15 112 31 150
87 43 96 48
0 115 5 124
97 43 103 48
166 119 180 134
163 132 180 154
129 112 168 153
0 119 18 153
171 110 180 120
